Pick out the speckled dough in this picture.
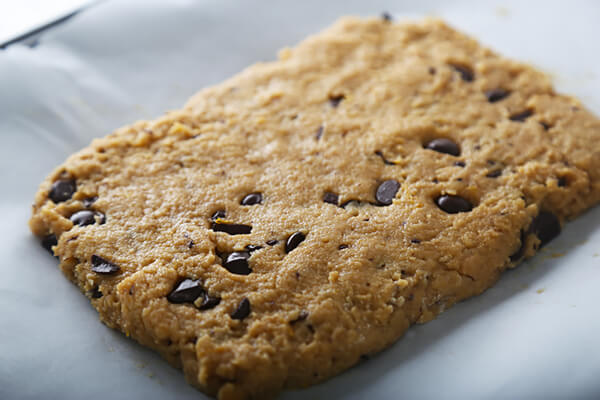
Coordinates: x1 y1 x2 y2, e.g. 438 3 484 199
29 17 600 399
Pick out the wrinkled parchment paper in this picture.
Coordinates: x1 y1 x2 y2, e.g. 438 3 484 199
1 1 599 399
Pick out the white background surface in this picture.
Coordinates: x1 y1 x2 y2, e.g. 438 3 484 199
1 1 599 399
0 0 92 45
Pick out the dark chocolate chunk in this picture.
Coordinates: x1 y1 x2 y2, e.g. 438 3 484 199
285 232 306 253
211 222 252 235
49 179 76 203
241 193 262 206
211 210 226 220
230 298 251 320
70 210 105 226
90 287 103 299
323 192 339 205
486 169 502 178
82 196 98 207
485 88 510 103
223 251 252 275
245 244 262 252
329 94 345 107
424 138 460 156
266 239 278 246
315 125 324 140
41 234 57 255
528 211 561 247
375 180 400 206
91 255 120 275
410 239 421 244
454 161 466 167
435 195 473 214
381 12 392 21
195 292 221 310
167 279 204 303
338 244 348 250
509 109 533 122
450 64 474 82
540 122 551 130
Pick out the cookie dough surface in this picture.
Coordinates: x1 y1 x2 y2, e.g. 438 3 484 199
29 17 600 400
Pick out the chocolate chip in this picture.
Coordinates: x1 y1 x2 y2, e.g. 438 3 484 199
230 298 251 320
450 64 474 82
90 287 103 299
82 196 98 207
375 180 400 206
223 251 252 275
266 239 278 246
485 88 510 103
49 179 76 203
381 12 393 21
195 292 221 310
540 122 551 130
70 210 105 226
375 150 395 165
410 239 421 244
41 234 57 255
245 244 262 252
211 222 252 235
424 138 460 156
167 279 204 303
454 161 466 167
428 67 436 75
188 240 194 249
435 195 473 214
528 211 561 247
338 244 348 250
211 210 226 220
323 192 339 205
486 169 502 178
285 232 306 253
315 125 324 140
509 109 533 122
91 255 120 275
329 94 345 107
241 193 262 206
557 177 567 187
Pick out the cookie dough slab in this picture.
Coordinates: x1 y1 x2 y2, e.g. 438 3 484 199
29 17 600 400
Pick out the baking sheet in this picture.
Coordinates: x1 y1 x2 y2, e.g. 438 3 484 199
1 0 600 399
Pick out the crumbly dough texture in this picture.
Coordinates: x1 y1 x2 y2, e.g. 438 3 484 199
30 17 600 399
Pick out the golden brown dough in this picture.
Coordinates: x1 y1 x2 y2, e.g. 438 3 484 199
29 17 600 399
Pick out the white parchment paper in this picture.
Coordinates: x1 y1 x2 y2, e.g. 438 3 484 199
1 1 599 399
